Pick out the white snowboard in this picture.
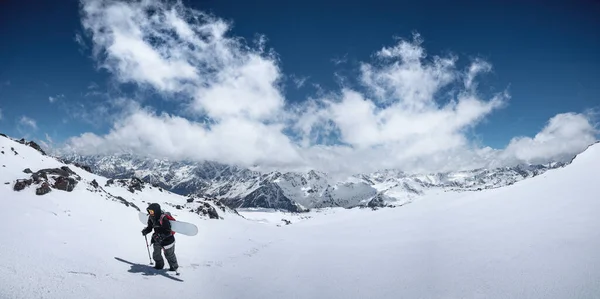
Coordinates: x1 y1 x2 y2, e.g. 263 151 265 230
139 211 198 236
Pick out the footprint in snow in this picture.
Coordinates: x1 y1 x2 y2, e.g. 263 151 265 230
68 271 97 277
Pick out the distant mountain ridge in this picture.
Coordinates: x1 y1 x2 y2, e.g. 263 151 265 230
60 153 567 212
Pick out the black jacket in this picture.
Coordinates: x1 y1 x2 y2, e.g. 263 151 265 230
142 211 175 246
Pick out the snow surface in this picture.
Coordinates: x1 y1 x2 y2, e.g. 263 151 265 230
1 137 599 298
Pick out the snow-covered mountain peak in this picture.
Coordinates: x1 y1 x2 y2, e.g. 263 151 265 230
60 148 575 212
1 135 238 221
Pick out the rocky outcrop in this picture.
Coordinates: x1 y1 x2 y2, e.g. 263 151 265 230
105 177 145 193
53 176 78 192
14 179 32 191
36 182 52 195
15 138 46 155
13 167 80 195
367 193 389 209
221 181 306 213
192 202 220 219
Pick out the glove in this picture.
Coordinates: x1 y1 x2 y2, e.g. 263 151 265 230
142 228 151 236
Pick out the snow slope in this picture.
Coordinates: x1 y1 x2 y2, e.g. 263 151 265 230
2 136 600 298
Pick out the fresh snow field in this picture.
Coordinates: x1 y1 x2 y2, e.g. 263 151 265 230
1 136 599 298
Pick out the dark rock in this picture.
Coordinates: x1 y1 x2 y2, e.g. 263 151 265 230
91 179 99 189
53 176 78 192
17 139 25 144
128 178 143 193
367 193 388 209
4 182 9 185
1 151 4 154
186 198 194 203
72 163 92 173
26 141 46 155
60 166 76 175
23 168 32 174
193 202 220 219
0 133 6 138
32 172 48 183
37 168 70 177
176 205 182 210
14 179 32 191
36 182 52 195
220 182 306 213
106 179 115 187
282 219 291 225
113 196 140 211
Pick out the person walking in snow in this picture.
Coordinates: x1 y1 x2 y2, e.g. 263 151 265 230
142 203 179 271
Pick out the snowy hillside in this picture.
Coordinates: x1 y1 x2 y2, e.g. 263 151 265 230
2 134 600 298
0 135 238 223
63 153 565 211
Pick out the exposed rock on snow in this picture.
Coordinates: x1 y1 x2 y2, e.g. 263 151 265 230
13 167 81 195
14 179 32 191
53 176 78 192
106 177 145 193
36 182 52 195
17 139 46 156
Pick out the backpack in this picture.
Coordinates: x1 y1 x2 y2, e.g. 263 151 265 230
159 211 176 236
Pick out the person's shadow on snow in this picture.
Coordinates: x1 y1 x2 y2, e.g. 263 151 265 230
114 257 183 282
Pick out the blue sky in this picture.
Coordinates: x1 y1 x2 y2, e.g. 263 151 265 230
0 0 598 174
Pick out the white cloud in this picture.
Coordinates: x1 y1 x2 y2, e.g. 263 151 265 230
66 107 302 168
49 94 64 103
19 116 37 130
499 113 598 166
66 0 599 176
87 82 99 90
331 54 348 65
291 75 309 89
74 32 87 49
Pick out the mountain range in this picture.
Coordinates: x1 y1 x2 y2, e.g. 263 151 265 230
60 153 567 212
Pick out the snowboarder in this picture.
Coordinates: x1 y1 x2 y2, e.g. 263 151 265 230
142 203 179 271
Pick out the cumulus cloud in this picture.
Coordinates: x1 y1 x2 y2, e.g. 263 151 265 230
66 0 598 176
499 113 598 165
19 116 37 130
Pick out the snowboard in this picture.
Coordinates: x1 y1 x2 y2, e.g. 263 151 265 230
139 211 198 236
